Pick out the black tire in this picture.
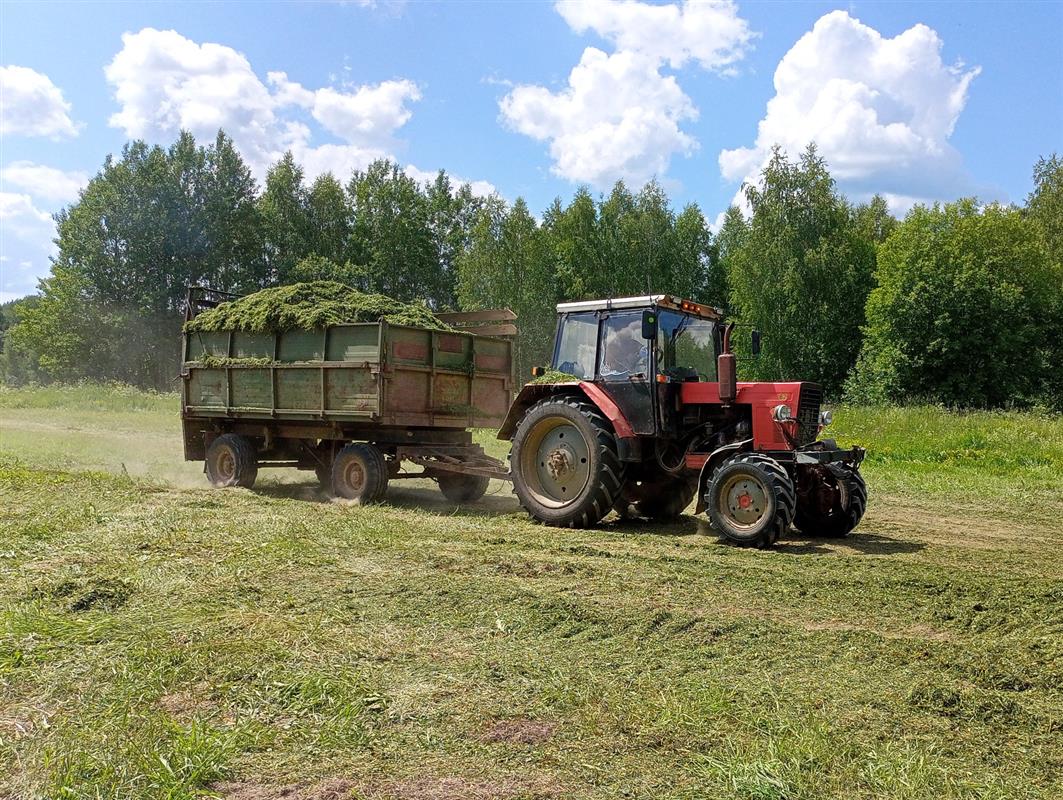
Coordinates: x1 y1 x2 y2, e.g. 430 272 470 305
794 464 867 537
706 453 795 548
331 443 387 504
437 473 490 504
511 396 625 528
205 434 258 488
633 476 697 521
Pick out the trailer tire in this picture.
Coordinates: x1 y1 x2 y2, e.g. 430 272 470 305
706 453 795 548
634 476 697 521
332 443 387 504
437 473 490 504
511 397 625 528
794 464 867 537
205 434 258 489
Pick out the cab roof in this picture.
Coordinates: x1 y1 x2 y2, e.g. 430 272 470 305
556 294 722 319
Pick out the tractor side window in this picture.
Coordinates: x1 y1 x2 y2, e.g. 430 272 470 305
598 312 648 380
554 312 597 379
658 310 717 381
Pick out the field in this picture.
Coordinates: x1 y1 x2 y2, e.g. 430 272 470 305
1 384 1061 800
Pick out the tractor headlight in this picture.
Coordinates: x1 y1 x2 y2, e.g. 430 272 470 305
772 404 793 422
819 409 833 427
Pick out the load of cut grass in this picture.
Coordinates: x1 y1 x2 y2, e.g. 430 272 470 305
528 369 582 385
184 281 453 333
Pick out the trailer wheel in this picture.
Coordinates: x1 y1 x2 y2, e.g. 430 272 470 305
794 464 867 537
511 397 625 528
633 476 697 521
205 434 258 488
706 453 795 548
332 443 387 504
437 473 490 504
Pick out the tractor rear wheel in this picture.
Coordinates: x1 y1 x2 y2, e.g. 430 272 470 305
632 476 697 521
437 472 490 504
794 464 867 537
332 443 388 503
706 453 795 548
205 434 258 488
511 397 625 528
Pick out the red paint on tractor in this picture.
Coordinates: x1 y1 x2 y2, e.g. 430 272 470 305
679 381 804 450
579 381 636 438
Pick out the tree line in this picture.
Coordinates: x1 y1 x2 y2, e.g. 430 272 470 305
1 130 1060 409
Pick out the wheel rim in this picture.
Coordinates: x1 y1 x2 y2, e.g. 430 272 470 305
520 417 591 507
718 472 770 530
342 459 366 493
216 448 235 480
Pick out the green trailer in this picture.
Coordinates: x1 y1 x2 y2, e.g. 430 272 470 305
180 289 515 503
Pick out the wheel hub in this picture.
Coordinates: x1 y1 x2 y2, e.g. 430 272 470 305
522 419 591 505
344 461 366 491
720 474 769 528
218 450 235 479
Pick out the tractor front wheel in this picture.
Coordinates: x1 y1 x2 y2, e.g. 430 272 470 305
794 464 867 537
511 397 625 528
706 453 795 548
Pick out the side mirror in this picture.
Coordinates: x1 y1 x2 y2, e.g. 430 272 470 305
641 309 658 340
751 329 762 356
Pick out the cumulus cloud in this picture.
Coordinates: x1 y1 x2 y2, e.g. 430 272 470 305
403 164 497 199
0 192 57 298
1 162 89 204
0 66 81 138
719 11 980 213
500 0 753 188
556 0 754 70
104 28 439 184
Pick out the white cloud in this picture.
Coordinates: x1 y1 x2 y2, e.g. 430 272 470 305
501 48 697 188
403 165 497 199
103 28 427 183
0 66 81 138
719 11 980 209
556 0 754 71
0 192 56 298
1 162 89 204
500 0 753 188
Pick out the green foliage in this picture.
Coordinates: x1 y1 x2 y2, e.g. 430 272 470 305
184 280 451 333
848 199 1061 408
725 145 877 393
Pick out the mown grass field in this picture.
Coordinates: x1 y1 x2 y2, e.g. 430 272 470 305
1 384 1061 800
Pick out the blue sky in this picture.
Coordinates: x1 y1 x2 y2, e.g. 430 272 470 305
2 0 1061 302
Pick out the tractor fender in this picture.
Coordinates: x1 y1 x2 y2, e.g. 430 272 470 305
693 438 754 514
496 381 636 441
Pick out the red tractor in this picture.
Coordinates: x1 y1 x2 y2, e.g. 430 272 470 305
499 295 866 548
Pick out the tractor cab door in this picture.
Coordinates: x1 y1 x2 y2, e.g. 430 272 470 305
596 310 655 435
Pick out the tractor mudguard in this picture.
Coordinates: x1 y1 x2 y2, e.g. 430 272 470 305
693 438 753 514
497 381 636 441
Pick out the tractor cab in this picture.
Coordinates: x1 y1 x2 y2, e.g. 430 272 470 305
549 295 724 436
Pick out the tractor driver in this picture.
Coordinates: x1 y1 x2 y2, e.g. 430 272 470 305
600 316 648 379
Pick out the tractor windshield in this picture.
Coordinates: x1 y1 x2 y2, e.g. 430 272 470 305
658 310 718 381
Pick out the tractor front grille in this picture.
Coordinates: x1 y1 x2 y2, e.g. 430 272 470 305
795 383 822 445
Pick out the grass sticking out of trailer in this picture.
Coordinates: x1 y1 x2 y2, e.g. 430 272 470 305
528 370 582 385
184 281 454 334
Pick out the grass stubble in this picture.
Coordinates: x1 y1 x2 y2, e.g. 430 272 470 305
0 384 1061 799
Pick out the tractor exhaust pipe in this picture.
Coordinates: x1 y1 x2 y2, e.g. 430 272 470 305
718 322 737 404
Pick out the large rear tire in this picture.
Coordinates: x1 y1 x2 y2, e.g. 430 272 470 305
794 464 867 537
437 473 490 504
511 397 625 528
706 453 795 548
332 443 388 504
205 434 258 488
